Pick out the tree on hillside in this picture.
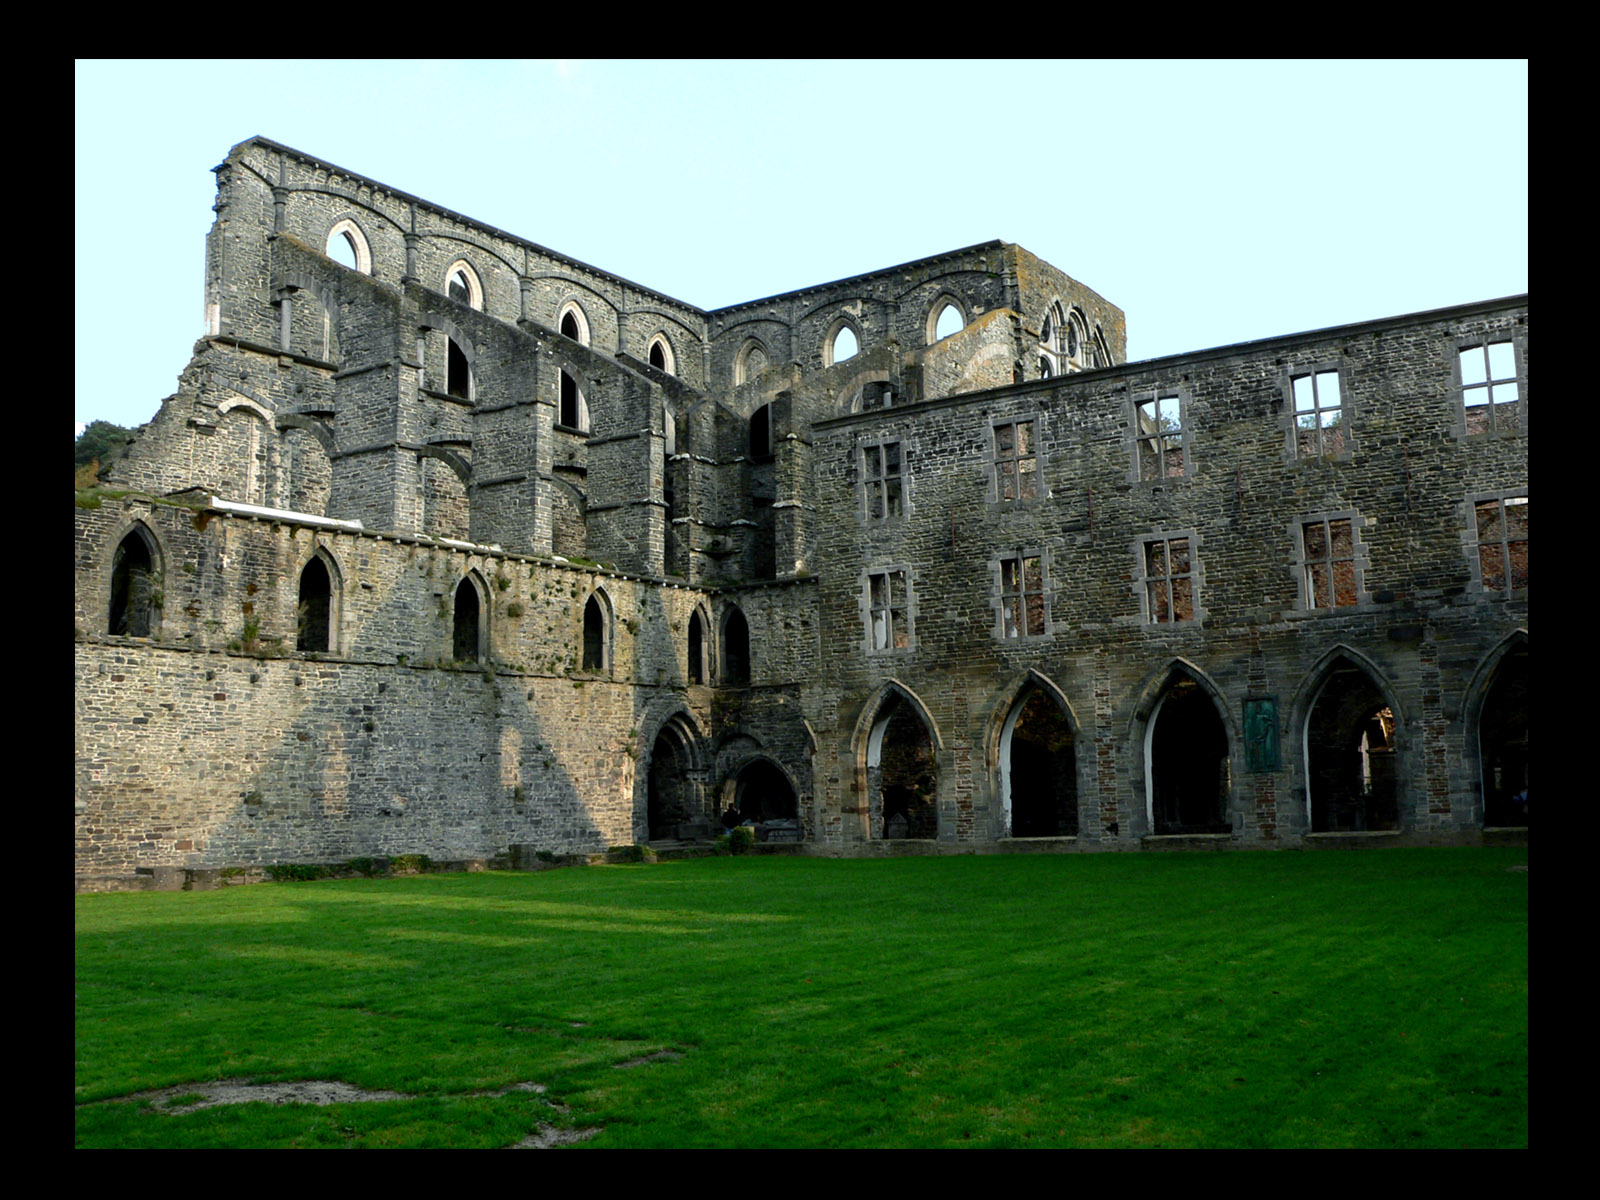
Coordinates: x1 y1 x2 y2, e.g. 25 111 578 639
75 421 133 483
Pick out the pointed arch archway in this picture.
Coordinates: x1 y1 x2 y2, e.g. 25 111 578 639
989 670 1080 838
853 681 943 840
296 546 342 654
1130 659 1235 836
1464 631 1528 828
1291 646 1406 833
452 570 489 663
644 709 709 842
107 521 161 638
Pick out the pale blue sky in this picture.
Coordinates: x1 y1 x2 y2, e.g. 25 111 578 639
75 60 1528 434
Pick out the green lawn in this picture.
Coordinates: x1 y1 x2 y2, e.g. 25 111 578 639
74 848 1528 1148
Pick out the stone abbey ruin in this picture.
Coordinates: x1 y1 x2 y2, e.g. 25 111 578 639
74 137 1528 890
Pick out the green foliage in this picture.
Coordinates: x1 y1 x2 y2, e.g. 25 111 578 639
506 602 524 619
264 863 327 882
75 420 134 480
345 858 383 877
729 826 756 853
389 854 432 874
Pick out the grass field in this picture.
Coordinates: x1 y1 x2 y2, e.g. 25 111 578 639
74 848 1528 1148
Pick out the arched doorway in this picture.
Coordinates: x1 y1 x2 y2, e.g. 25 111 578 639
1305 661 1398 832
1148 678 1231 834
733 759 800 840
646 714 706 842
1001 687 1078 837
1479 645 1528 827
867 691 938 839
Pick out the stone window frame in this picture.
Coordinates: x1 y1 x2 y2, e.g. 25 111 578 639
557 300 592 347
647 332 676 376
825 315 862 367
734 337 770 386
580 586 614 675
1064 308 1088 370
860 437 908 524
1134 530 1205 626
326 218 372 275
1288 508 1373 615
993 548 1053 640
106 520 163 639
1454 331 1526 437
1283 361 1353 461
1130 386 1191 484
295 546 343 656
861 565 915 656
926 294 967 345
451 569 490 663
1464 490 1528 597
444 259 483 311
1038 300 1065 378
990 415 1044 504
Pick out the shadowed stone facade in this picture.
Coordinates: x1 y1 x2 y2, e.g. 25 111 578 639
75 138 1528 890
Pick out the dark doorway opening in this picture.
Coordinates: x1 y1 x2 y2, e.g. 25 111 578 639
874 698 937 839
1151 679 1230 834
1007 689 1077 837
1479 646 1528 827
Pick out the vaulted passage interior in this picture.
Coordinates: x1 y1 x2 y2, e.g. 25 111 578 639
733 760 798 826
1479 646 1528 827
1149 679 1230 834
870 696 937 839
647 732 693 841
1003 688 1077 837
1307 664 1397 832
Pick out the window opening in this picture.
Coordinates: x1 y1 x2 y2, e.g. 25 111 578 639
831 325 859 364
1475 496 1528 591
1292 370 1345 457
1004 689 1077 837
1302 518 1358 608
934 303 963 341
648 337 673 374
582 594 606 672
447 337 470 399
1144 538 1195 623
327 230 359 270
1038 356 1053 379
1136 393 1185 479
867 569 910 651
1461 340 1521 434
1150 679 1230 834
1065 314 1083 363
863 441 904 521
1307 665 1398 833
687 609 705 684
448 271 471 305
453 578 481 662
993 420 1039 501
750 404 772 459
999 554 1046 637
859 381 894 410
108 531 155 637
1478 646 1528 828
722 608 750 684
297 557 332 653
560 370 585 431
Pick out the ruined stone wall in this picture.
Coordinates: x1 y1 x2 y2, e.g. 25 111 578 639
805 297 1528 847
